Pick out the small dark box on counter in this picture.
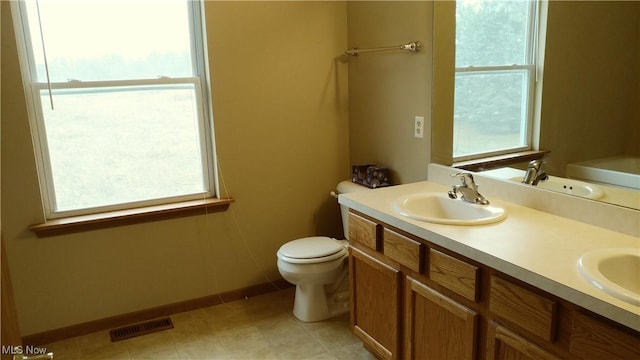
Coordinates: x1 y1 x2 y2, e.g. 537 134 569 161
352 164 391 189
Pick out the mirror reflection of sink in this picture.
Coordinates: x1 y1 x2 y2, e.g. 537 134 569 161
393 193 506 225
577 248 640 306
509 176 605 199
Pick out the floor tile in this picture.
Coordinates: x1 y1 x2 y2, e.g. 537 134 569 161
44 288 374 360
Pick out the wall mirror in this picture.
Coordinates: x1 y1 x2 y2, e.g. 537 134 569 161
441 1 640 210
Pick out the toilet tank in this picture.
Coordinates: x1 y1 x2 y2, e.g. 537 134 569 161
336 180 370 240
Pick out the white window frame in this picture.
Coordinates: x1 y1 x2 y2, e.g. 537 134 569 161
11 1 218 219
453 0 542 162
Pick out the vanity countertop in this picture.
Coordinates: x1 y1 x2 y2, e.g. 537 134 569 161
339 180 640 332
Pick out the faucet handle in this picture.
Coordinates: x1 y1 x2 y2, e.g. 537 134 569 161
448 172 489 204
450 172 474 186
523 159 548 185
528 159 545 170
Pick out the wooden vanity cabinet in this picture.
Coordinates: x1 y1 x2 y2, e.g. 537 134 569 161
405 247 481 359
486 273 569 359
489 275 558 342
405 276 479 360
569 311 640 359
349 213 401 359
349 211 482 360
350 246 401 360
486 322 560 360
347 210 640 360
429 248 480 302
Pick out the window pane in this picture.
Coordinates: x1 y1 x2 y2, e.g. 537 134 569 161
456 0 531 67
26 0 192 82
453 71 529 157
42 85 205 212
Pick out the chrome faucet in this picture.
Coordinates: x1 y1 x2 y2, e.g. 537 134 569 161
522 159 549 185
448 173 490 205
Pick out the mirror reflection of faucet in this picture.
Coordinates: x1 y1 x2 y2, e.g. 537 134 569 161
448 172 490 205
522 159 549 186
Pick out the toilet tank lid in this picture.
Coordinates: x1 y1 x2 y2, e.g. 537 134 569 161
337 180 368 194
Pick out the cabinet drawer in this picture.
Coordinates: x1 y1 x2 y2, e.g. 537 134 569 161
570 311 640 359
383 228 423 273
349 212 379 251
489 276 558 342
429 249 479 302
487 322 561 360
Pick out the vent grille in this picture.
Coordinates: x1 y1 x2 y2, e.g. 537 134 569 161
109 317 174 342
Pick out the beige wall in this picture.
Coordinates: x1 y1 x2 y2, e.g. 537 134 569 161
540 1 640 176
430 1 455 167
347 1 433 184
1 1 349 335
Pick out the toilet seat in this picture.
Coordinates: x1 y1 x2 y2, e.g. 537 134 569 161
277 237 347 264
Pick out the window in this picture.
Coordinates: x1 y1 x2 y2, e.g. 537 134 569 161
453 0 540 160
12 0 216 219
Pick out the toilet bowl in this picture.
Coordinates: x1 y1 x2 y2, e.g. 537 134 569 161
277 237 349 322
276 180 369 322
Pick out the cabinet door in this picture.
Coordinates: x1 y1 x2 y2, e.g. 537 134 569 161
405 276 478 360
350 247 401 360
486 322 560 360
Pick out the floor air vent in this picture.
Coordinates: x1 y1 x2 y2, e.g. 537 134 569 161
110 317 174 342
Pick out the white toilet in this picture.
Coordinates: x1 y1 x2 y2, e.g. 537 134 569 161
276 180 369 322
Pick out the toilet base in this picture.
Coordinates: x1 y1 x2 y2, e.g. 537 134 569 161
292 284 349 322
277 239 350 323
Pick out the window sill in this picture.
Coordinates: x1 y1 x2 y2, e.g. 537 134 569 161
453 150 550 172
30 197 234 238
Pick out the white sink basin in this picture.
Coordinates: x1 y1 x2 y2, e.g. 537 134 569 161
393 193 506 225
510 176 604 199
577 248 640 306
